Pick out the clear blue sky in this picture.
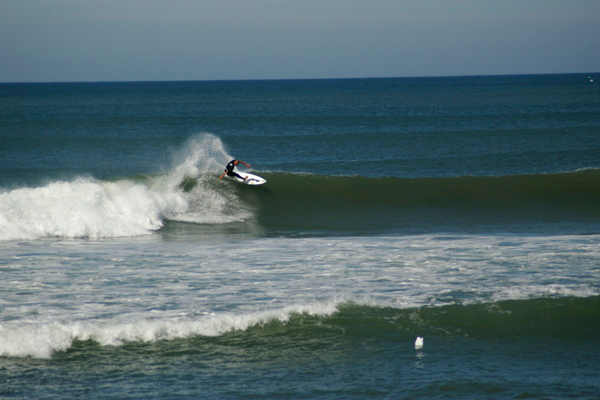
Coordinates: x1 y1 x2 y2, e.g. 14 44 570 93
1 0 599 82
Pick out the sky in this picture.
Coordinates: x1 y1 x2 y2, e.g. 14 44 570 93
1 0 599 83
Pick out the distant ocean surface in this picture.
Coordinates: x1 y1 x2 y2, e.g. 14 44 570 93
1 74 599 399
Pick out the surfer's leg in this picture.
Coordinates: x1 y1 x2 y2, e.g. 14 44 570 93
228 172 246 180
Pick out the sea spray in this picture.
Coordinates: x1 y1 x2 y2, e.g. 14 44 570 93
2 75 599 399
164 133 254 224
164 133 232 191
0 134 248 240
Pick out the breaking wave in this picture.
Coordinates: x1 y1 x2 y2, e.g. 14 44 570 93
2 296 598 359
0 134 248 240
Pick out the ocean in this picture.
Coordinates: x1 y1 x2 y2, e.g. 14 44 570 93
1 74 599 399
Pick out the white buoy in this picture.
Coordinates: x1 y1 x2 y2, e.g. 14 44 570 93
415 336 424 349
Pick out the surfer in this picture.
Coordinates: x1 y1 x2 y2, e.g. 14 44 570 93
219 159 252 181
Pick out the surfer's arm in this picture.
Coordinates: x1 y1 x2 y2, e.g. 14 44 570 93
238 160 251 168
218 171 227 180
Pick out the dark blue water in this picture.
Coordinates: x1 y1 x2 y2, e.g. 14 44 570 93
1 74 599 399
2 75 599 186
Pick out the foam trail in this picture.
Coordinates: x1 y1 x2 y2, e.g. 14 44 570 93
0 302 340 359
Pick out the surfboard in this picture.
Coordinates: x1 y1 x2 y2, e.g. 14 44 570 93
226 171 266 186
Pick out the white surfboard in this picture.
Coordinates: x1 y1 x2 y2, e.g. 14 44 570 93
226 170 266 186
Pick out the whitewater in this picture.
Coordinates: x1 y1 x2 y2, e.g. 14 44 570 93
0 135 251 240
2 231 598 359
2 75 599 399
1 134 599 361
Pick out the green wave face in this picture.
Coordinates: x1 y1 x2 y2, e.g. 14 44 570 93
227 170 600 235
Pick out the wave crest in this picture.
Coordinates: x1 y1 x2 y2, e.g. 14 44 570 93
0 302 340 359
0 134 245 240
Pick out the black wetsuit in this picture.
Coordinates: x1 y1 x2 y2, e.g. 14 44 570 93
225 160 245 180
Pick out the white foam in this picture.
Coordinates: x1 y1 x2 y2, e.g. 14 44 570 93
158 135 226 192
172 175 253 224
0 302 339 359
0 134 245 240
0 178 183 240
2 233 598 358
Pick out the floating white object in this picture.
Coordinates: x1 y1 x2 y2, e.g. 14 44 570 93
415 337 424 349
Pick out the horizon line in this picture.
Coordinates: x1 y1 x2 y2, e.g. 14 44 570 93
0 71 597 85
